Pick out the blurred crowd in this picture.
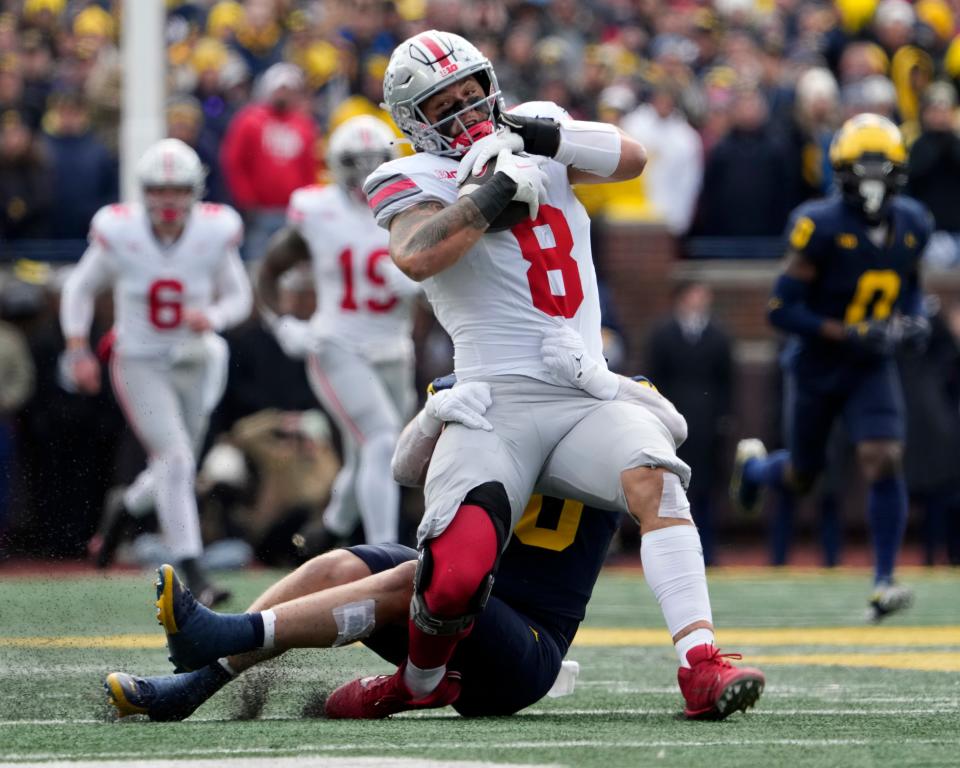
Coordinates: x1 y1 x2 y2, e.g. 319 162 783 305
1 0 960 564
0 0 959 249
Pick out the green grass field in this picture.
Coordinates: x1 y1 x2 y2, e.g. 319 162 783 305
1 565 959 767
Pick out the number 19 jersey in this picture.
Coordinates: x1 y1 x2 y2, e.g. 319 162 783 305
287 184 418 362
363 101 604 384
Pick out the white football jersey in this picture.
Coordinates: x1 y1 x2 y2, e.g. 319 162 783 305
62 202 251 357
287 184 419 362
363 101 604 384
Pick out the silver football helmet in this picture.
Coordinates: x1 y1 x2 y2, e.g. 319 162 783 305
383 30 504 157
136 138 205 226
326 115 397 199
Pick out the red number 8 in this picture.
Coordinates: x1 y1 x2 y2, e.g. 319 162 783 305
148 279 184 329
511 205 583 318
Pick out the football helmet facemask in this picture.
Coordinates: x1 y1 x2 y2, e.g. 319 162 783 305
383 30 504 157
136 138 205 228
326 115 398 202
829 113 907 224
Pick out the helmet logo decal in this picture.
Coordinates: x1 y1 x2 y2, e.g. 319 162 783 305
411 33 456 72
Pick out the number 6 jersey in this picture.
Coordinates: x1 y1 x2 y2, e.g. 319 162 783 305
61 202 252 357
363 101 604 384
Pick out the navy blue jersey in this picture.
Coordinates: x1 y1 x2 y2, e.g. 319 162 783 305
783 194 933 370
495 496 618 634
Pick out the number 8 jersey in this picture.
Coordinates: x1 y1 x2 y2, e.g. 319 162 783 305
363 101 604 383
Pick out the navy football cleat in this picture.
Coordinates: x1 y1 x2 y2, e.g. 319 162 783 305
105 669 225 721
866 583 914 623
155 563 227 672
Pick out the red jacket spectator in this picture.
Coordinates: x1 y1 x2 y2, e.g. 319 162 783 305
220 63 317 211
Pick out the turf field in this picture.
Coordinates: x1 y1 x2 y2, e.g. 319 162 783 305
1 565 959 768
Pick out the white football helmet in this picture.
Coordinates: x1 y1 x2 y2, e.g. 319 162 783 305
136 138 206 226
326 115 397 199
383 30 504 157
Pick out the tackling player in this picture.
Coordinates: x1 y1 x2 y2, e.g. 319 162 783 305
731 114 933 621
60 138 253 606
321 29 761 719
105 372 762 721
256 115 421 553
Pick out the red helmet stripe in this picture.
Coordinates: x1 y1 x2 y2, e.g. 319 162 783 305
417 33 451 70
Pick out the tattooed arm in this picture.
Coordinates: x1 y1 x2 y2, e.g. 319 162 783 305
388 199 489 282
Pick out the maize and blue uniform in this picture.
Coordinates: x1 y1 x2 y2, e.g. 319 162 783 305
779 194 932 474
348 494 618 716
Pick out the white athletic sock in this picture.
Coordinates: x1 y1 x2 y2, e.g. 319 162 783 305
355 432 399 544
640 525 714 668
675 628 717 669
403 660 445 698
261 609 277 650
151 450 204 560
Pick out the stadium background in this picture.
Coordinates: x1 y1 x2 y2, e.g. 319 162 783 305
0 0 958 568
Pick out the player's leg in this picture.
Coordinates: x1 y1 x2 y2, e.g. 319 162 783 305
110 356 208 587
106 545 417 720
87 470 156 568
306 344 401 544
325 386 548 718
844 360 912 620
543 401 763 719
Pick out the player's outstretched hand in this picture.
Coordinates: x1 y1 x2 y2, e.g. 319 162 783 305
541 324 620 400
843 319 897 356
425 381 493 431
273 315 314 359
455 129 525 185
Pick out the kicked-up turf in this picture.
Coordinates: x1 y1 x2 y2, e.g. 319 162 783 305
0 565 958 767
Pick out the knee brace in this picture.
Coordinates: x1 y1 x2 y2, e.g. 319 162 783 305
409 482 511 636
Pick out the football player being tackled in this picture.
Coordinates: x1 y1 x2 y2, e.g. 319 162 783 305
331 29 762 719
731 115 932 622
105 369 761 721
256 115 422 555
60 139 253 606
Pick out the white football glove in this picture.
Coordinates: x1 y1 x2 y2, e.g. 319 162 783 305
541 324 620 400
455 129 525 185
490 149 548 220
424 381 494 432
273 315 314 359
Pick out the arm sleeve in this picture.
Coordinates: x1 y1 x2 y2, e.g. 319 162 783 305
767 273 827 336
207 249 254 331
59 240 114 340
390 410 442 488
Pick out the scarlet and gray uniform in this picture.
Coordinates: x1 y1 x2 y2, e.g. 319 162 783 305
60 202 252 560
287 184 420 543
364 102 690 545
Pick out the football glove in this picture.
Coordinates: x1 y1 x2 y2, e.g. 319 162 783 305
424 381 493 432
843 319 897 356
499 112 562 158
455 129 525 185
273 315 314 359
896 315 932 355
541 324 620 400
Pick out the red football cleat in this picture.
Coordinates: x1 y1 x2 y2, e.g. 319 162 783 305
324 665 461 719
678 644 765 720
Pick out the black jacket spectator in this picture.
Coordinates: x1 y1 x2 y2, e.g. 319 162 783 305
907 83 960 233
0 110 52 239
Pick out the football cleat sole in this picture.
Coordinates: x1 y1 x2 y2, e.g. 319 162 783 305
687 673 765 721
104 672 148 718
155 564 180 636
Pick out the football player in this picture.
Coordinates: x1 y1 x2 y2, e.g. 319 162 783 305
104 372 761 721
256 115 421 553
60 138 253 606
315 29 762 719
731 114 933 621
